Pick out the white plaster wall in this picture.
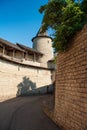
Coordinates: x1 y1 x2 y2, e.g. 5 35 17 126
0 59 52 101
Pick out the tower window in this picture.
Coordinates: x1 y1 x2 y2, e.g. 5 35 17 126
48 40 49 43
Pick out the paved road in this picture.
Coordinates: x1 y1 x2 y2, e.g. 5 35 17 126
0 95 61 130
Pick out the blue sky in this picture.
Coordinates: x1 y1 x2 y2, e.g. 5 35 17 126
0 0 48 47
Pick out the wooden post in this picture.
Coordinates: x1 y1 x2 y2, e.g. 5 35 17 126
21 52 24 62
22 52 24 58
13 50 15 58
34 53 36 62
3 46 5 55
25 52 28 60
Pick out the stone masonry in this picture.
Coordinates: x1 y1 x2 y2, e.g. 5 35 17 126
0 59 52 101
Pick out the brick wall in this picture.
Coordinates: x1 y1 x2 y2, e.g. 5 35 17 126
54 25 87 129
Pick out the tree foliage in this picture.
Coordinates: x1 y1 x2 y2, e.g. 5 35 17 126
39 0 87 52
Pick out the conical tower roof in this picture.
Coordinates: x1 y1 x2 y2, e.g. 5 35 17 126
32 26 53 42
36 26 48 37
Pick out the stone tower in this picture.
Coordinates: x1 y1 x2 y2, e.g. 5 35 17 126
32 27 53 68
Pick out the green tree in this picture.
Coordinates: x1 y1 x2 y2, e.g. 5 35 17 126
39 0 87 52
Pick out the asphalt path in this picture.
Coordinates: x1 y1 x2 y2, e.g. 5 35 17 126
0 95 61 130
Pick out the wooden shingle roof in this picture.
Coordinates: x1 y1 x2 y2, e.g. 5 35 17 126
32 26 53 42
0 38 25 52
16 43 43 55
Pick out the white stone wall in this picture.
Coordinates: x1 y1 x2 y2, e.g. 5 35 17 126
0 59 52 101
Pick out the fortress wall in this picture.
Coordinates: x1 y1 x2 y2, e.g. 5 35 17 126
53 25 87 130
0 59 52 101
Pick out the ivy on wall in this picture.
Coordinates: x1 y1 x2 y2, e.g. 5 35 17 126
39 0 87 52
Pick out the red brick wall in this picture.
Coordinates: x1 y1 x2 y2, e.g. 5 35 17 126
54 25 87 130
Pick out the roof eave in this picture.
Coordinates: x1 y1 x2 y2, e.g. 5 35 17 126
0 38 25 52
16 43 43 55
32 36 53 42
